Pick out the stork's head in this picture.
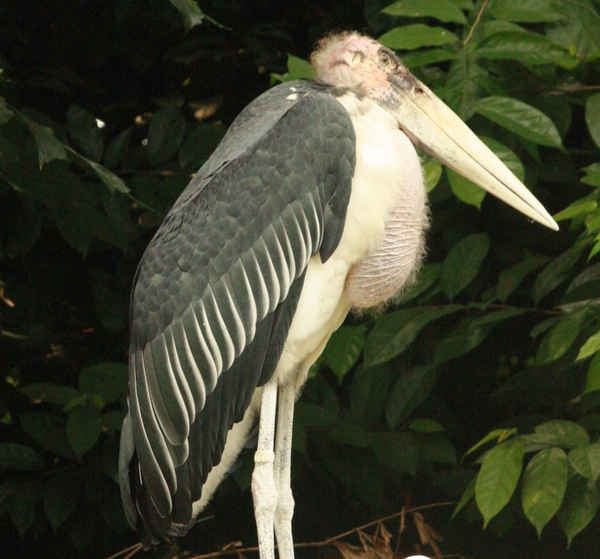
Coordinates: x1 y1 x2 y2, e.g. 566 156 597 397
311 32 558 231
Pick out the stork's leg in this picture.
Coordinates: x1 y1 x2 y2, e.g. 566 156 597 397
252 376 279 559
273 381 296 559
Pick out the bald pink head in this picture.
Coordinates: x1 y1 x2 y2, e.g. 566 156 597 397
310 32 419 101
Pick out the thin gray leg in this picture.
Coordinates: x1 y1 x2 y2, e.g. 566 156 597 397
252 376 279 559
273 381 296 559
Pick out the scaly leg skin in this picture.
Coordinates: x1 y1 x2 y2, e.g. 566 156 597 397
273 381 296 559
252 376 279 559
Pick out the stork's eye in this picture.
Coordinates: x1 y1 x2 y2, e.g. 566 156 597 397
378 51 393 69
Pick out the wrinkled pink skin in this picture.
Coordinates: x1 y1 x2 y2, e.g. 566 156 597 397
345 196 428 308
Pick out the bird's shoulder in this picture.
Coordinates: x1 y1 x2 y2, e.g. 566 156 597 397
170 80 352 212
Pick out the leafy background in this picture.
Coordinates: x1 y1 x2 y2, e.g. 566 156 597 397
1 0 600 558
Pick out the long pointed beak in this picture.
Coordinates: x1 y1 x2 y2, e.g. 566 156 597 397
386 78 558 231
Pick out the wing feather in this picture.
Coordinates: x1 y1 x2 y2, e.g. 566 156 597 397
130 351 174 515
275 216 297 282
120 81 356 546
246 248 271 320
264 224 291 299
255 237 281 312
147 334 189 445
164 326 196 421
216 280 247 355
169 319 206 411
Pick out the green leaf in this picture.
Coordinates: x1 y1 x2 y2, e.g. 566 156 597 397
422 157 443 192
577 330 600 361
20 383 80 406
444 49 489 120
581 163 600 188
350 363 393 429
464 428 517 458
434 317 491 364
522 447 567 536
494 256 550 302
169 0 206 30
441 233 490 300
526 421 590 448
398 263 441 303
103 127 132 169
19 413 74 459
554 199 598 222
64 145 130 195
447 168 485 208
408 418 445 433
490 0 561 22
325 324 368 382
371 432 418 475
0 443 45 470
470 308 527 327
272 55 315 83
474 97 563 149
475 438 524 527
558 477 600 546
78 362 128 404
569 443 600 482
364 306 462 365
287 55 315 80
145 102 186 167
9 481 41 537
385 365 437 429
35 168 95 256
584 352 600 395
585 93 600 148
563 262 600 302
450 0 473 8
536 309 588 365
414 432 457 464
585 210 600 234
382 0 467 24
400 47 458 69
476 31 565 65
66 405 102 459
532 248 581 303
452 477 476 518
21 114 67 167
66 105 103 162
546 0 600 61
589 236 600 261
44 473 81 529
378 25 458 50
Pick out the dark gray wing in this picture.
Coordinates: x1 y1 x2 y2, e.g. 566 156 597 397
119 81 356 545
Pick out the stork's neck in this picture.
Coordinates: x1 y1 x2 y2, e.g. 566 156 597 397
331 92 426 261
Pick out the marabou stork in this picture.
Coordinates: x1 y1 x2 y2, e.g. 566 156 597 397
119 32 557 558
